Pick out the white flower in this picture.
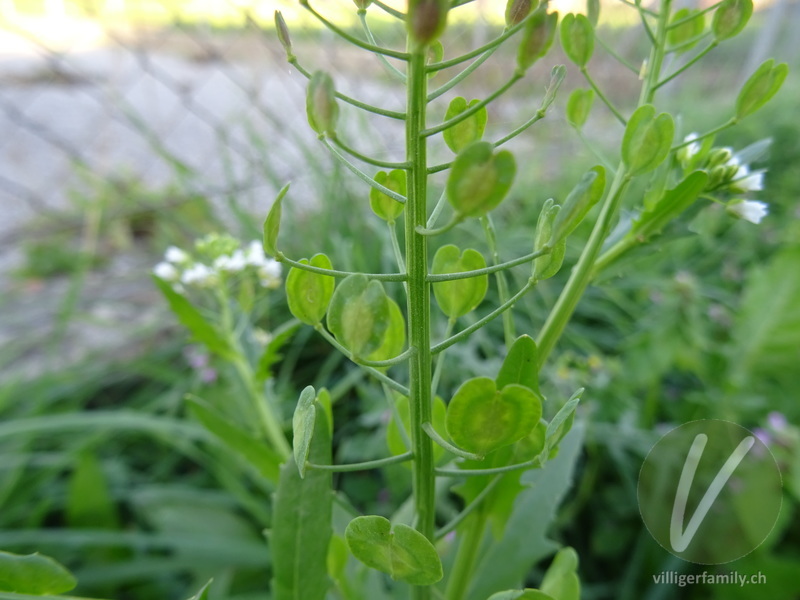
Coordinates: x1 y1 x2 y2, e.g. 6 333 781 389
165 246 189 264
245 240 268 267
737 170 765 192
153 261 179 281
181 263 219 287
258 259 282 288
727 200 769 224
214 249 247 272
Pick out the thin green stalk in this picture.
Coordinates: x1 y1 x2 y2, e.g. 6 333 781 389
332 136 410 170
427 190 449 227
288 58 406 120
277 254 406 282
427 45 500 102
435 456 541 477
426 248 549 282
444 511 488 600
581 67 627 125
359 11 407 81
432 280 536 355
373 0 405 20
435 475 502 539
388 222 407 277
315 326 414 367
307 451 413 472
619 0 659 17
671 118 736 150
595 35 640 74
431 318 455 397
481 216 515 347
633 0 657 42
575 127 617 173
492 110 546 148
422 422 483 460
642 0 672 105
406 48 436 600
668 30 712 53
422 73 524 137
655 41 717 90
322 138 408 203
416 214 462 236
301 1 410 60
667 1 722 28
384 383 412 449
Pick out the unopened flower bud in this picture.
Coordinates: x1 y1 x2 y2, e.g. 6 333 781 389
353 0 373 9
707 147 733 167
274 11 293 59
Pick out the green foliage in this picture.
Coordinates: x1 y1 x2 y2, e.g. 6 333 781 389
0 551 77 595
621 105 675 175
327 274 390 357
263 183 289 257
712 0 753 41
432 245 489 318
447 142 517 218
370 170 406 222
286 254 335 325
443 97 488 153
560 14 594 68
667 8 705 52
565 89 594 129
736 59 789 120
291 386 317 478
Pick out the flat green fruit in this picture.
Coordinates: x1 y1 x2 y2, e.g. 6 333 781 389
446 377 542 456
370 170 406 222
345 515 443 585
292 385 316 478
443 97 488 154
286 253 335 325
447 141 516 218
432 245 488 318
327 274 390 358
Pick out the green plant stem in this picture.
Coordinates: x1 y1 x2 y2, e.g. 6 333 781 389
435 457 541 477
373 0 405 20
435 474 502 539
642 0 672 105
306 451 413 472
422 73 524 137
322 138 408 203
444 511 488 600
671 118 736 150
277 253 406 282
388 221 407 275
668 30 712 53
433 280 536 355
406 47 436 600
581 67 627 125
481 216 515 348
288 58 406 120
422 422 483 460
633 0 657 42
428 45 499 101
431 318 455 397
332 136 410 170
359 11 407 81
492 109 546 147
667 1 722 28
384 383 412 449
426 190 448 226
314 326 413 367
575 127 617 173
655 41 717 90
416 214 462 236
427 248 549 282
536 169 632 368
595 35 640 74
619 0 659 17
301 1 409 60
592 235 638 274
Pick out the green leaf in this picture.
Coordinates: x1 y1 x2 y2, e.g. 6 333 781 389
345 516 443 585
67 451 119 529
447 142 517 218
286 254 335 325
487 591 556 600
466 427 584 600
735 59 788 121
292 386 317 478
532 199 565 281
327 534 348 581
668 8 705 52
432 245 489 318
187 580 213 600
0 550 77 595
272 403 332 600
327 274 391 358
540 547 581 600
517 7 559 72
256 319 302 382
621 105 675 176
264 183 289 257
496 335 540 395
443 97 489 154
367 298 406 363
387 395 448 463
565 88 594 129
543 389 582 458
306 71 339 136
187 397 282 482
153 276 233 359
370 170 406 222
560 13 594 67
712 0 752 41
551 166 606 242
446 377 542 456
631 170 709 240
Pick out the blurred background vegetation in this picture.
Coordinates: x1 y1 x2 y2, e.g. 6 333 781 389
0 0 798 598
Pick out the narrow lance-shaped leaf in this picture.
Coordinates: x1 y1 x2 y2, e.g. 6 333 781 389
622 105 675 176
263 183 290 257
443 97 489 154
432 245 489 318
447 141 517 218
370 170 406 222
292 385 316 478
560 13 594 67
543 389 582 457
186 580 213 600
631 170 709 240
735 59 788 121
0 550 77 595
272 403 332 600
712 0 752 41
551 166 606 242
345 515 443 584
446 377 542 456
286 254 335 325
327 274 390 358
517 7 559 72
566 88 594 129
